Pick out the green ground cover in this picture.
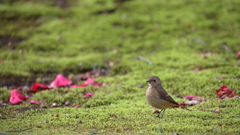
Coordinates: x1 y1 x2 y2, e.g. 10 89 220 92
0 0 240 134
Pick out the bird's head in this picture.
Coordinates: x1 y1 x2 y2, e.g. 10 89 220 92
146 76 161 87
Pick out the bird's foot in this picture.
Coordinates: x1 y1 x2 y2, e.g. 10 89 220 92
155 115 163 119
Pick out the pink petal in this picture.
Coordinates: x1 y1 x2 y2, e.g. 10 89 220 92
184 95 195 100
70 85 79 88
50 74 71 87
9 89 27 104
220 85 229 91
84 93 94 98
84 78 95 85
29 100 40 105
25 95 30 99
184 100 199 105
93 82 102 86
79 78 102 87
237 51 240 56
29 82 50 93
73 105 81 108
78 83 88 87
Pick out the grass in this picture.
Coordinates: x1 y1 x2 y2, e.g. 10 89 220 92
0 0 240 134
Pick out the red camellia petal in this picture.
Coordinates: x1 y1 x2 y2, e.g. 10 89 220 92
78 78 102 87
29 82 50 93
50 74 71 88
84 93 94 98
216 85 238 99
10 89 27 104
73 105 81 108
29 100 40 105
220 85 229 91
184 95 195 100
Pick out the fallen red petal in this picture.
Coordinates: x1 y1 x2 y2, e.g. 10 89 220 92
184 95 195 100
78 78 102 87
73 105 81 108
78 83 88 87
9 89 27 104
70 85 78 88
29 82 50 93
84 93 94 98
220 85 229 91
50 74 71 88
29 100 40 105
216 85 238 99
184 100 199 105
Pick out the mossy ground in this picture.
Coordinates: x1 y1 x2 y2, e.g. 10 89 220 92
0 0 240 134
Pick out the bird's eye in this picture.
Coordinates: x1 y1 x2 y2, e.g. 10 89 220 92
153 80 156 82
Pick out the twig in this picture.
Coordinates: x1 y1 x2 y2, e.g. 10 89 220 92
221 44 231 52
137 55 153 65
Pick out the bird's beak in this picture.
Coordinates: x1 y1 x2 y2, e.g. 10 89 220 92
146 80 150 82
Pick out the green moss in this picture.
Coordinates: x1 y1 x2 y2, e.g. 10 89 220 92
0 88 10 102
110 63 132 75
1 0 240 134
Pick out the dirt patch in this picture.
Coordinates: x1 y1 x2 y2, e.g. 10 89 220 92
0 68 109 89
0 36 24 50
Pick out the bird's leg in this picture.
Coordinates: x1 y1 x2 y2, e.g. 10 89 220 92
156 109 164 118
159 109 166 119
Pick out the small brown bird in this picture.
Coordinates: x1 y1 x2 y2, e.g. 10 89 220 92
146 76 179 118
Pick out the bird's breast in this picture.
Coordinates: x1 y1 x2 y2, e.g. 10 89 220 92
146 87 173 109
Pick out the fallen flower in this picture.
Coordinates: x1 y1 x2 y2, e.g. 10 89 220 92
184 95 209 102
79 78 102 87
184 100 199 105
194 96 210 102
50 74 72 88
73 105 81 108
184 95 195 100
29 82 50 93
216 85 238 99
29 100 40 105
9 89 28 104
70 85 79 88
84 93 94 98
219 85 229 91
78 83 88 87
85 78 101 86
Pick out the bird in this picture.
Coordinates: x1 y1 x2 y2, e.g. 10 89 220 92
146 76 179 119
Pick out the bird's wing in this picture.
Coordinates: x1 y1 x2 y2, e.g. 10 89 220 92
156 87 179 106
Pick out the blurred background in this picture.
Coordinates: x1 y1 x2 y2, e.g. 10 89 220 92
0 0 240 88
